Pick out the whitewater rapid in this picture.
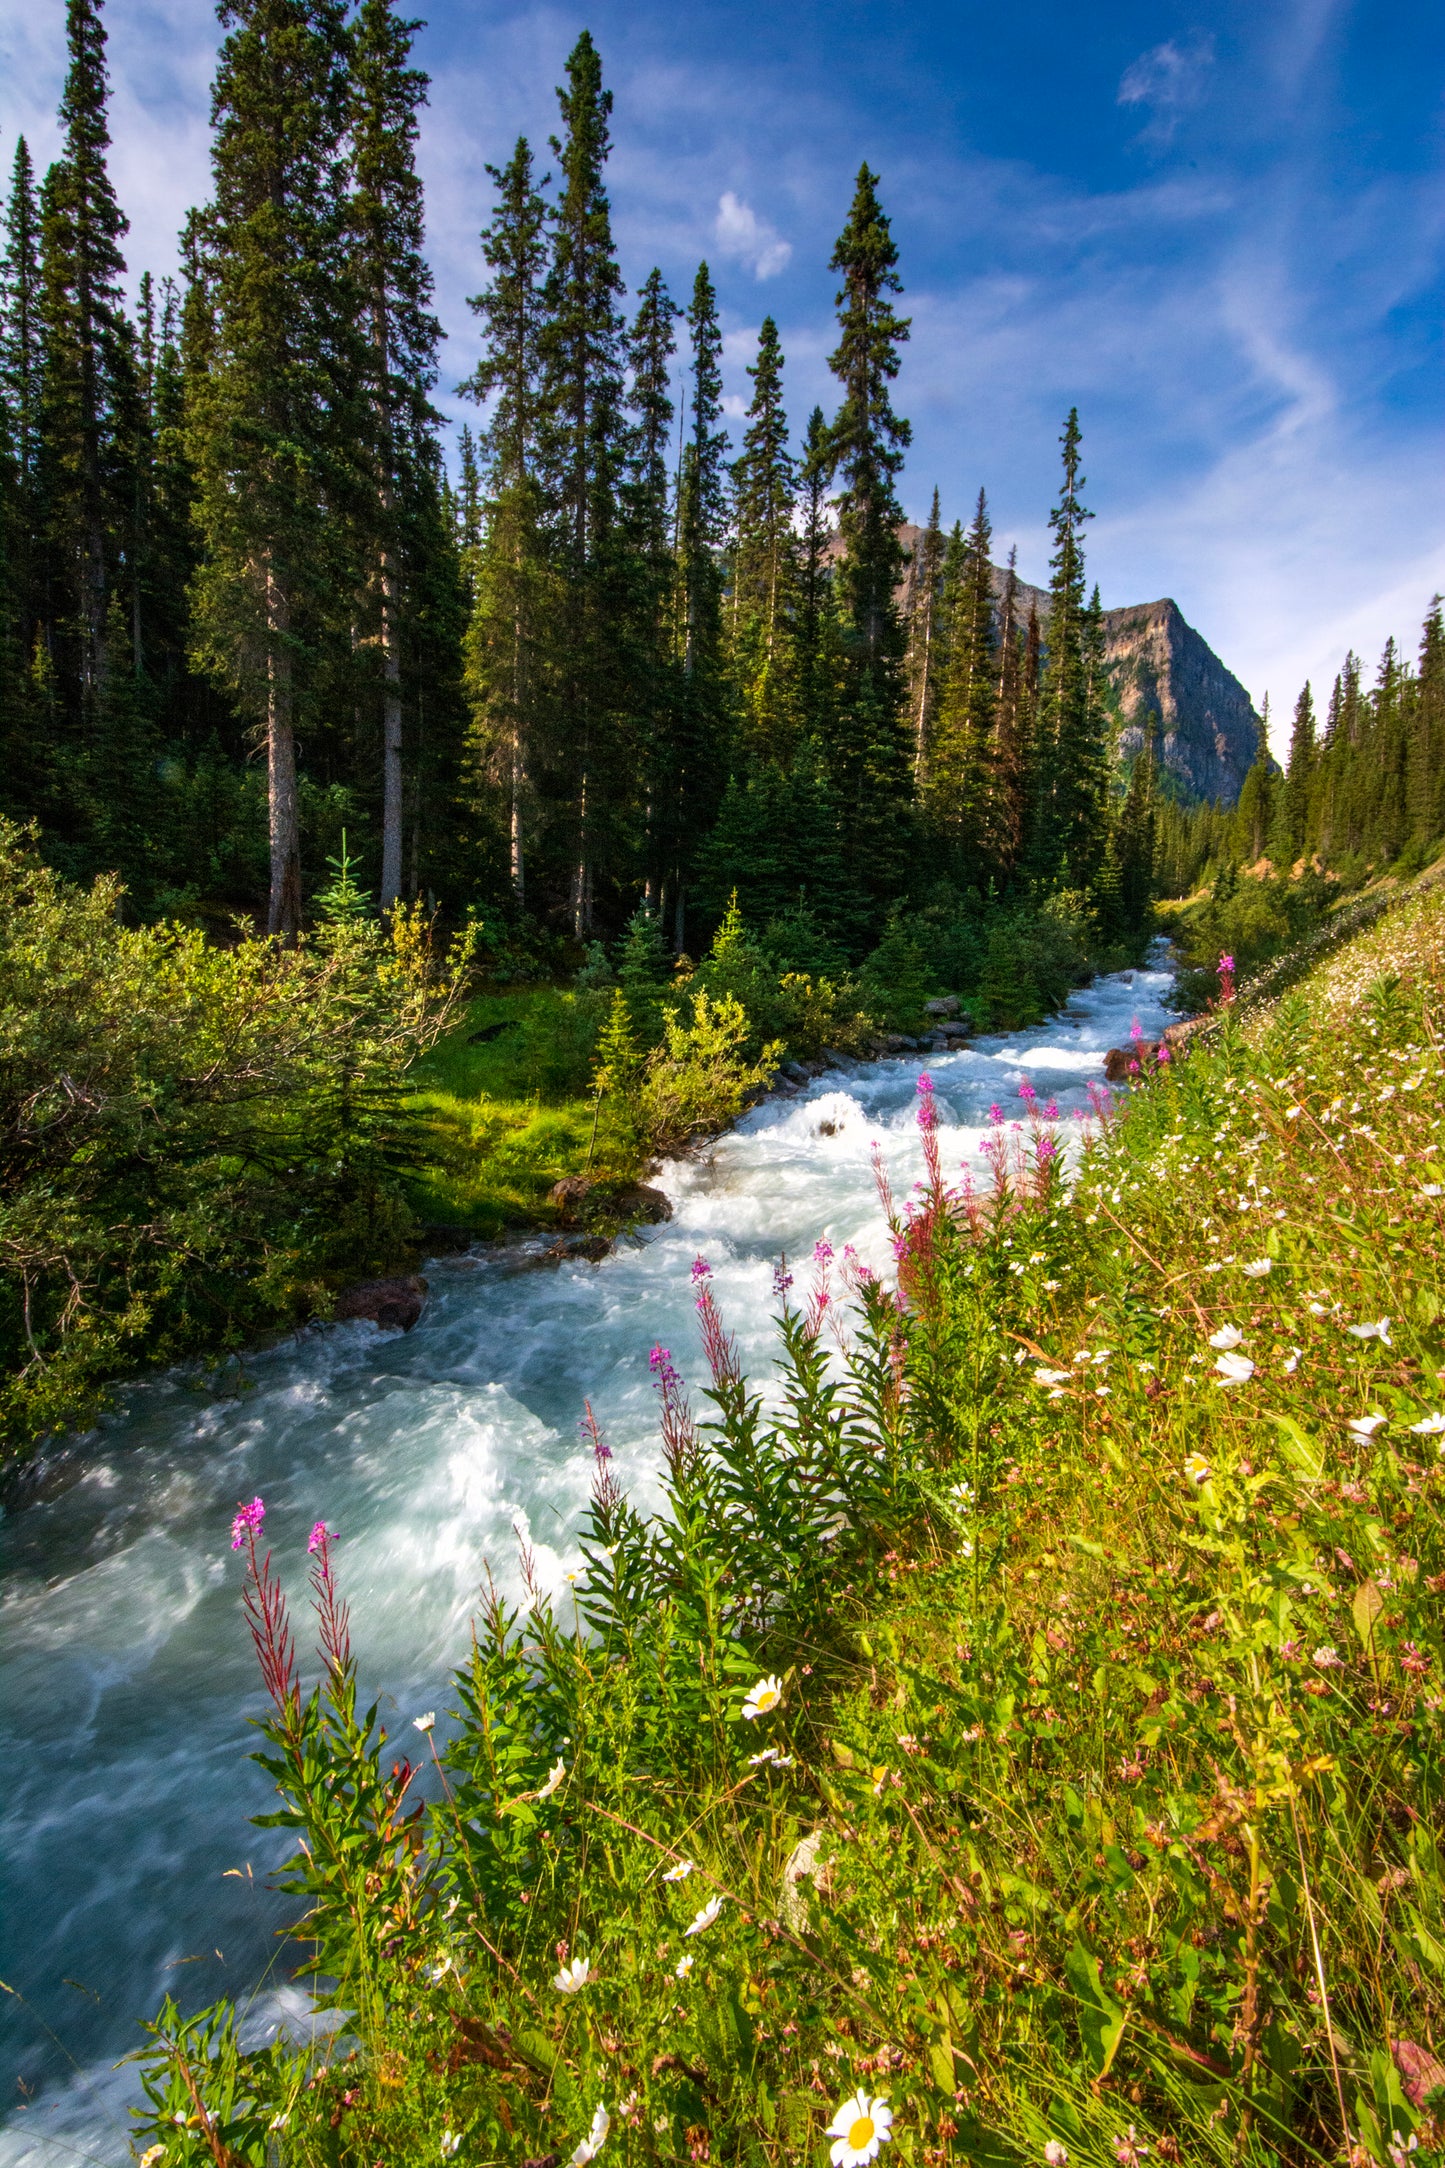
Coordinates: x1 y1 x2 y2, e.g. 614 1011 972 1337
0 955 1175 2164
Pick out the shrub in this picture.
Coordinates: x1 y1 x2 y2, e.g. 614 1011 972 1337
0 823 468 1452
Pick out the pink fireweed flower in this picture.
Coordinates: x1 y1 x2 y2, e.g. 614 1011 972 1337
690 1255 711 1284
1128 1060 1140 1076
1157 1042 1171 1065
772 1260 793 1297
307 1520 332 1557
1037 1136 1059 1161
988 1103 1005 1123
649 1344 681 1395
813 1238 834 1265
1042 1100 1059 1120
1018 1078 1037 1102
1218 953 1234 974
917 1072 934 1093
231 1497 265 1551
1130 1017 1144 1043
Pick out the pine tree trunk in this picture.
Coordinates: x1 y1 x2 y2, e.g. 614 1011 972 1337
379 548 403 908
265 561 301 939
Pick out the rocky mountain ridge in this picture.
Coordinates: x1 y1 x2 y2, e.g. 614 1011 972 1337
894 523 1261 806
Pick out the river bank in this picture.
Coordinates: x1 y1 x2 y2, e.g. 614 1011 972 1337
0 957 1178 2164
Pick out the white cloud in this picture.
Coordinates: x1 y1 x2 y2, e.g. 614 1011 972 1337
713 191 791 279
1118 35 1216 145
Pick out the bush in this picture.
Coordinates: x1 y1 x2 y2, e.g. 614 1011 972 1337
635 990 780 1154
0 823 467 1452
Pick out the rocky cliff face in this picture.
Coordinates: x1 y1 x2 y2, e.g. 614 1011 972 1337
893 524 1260 806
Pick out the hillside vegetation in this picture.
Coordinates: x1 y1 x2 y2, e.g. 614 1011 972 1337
139 874 1445 2168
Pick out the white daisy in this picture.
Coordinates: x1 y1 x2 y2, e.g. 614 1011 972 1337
661 1858 695 1882
684 1895 725 1937
1346 1318 1392 1345
1214 1351 1255 1386
440 2133 460 2159
1241 1258 1272 1278
1347 1414 1388 1438
1409 1412 1445 1434
1183 1453 1211 1488
414 1712 436 1733
741 1675 783 1721
553 1956 594 1994
570 2105 611 2167
826 2091 894 2168
674 1953 694 1979
1208 1324 1243 1350
1034 1367 1072 1387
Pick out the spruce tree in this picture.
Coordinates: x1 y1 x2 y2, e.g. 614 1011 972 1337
538 31 631 933
350 0 444 907
730 314 798 765
795 403 835 746
1230 713 1274 864
1272 682 1315 868
662 260 730 949
904 485 943 781
38 0 134 718
623 265 679 910
462 136 551 903
821 165 913 912
1410 602 1444 845
1031 410 1108 890
186 0 353 936
992 545 1029 877
1 141 42 676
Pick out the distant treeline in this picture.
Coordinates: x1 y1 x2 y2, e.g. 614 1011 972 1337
1158 602 1445 896
0 0 1162 961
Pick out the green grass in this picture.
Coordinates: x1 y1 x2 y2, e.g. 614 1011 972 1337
403 986 643 1235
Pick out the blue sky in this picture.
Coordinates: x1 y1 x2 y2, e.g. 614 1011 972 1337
4 0 1443 745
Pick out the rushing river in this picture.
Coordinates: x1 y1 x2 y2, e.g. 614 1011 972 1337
0 956 1174 2165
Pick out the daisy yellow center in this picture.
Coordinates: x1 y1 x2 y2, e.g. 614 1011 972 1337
848 2116 876 2150
757 1687 779 1708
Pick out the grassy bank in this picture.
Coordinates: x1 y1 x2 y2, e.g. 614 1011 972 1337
404 989 639 1237
140 875 1445 2166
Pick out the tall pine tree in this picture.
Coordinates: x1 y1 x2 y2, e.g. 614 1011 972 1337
538 31 631 932
462 137 551 904
821 164 913 913
349 0 444 907
187 0 354 936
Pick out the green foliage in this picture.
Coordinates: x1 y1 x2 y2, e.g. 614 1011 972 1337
141 877 1445 2168
0 822 467 1453
637 988 780 1154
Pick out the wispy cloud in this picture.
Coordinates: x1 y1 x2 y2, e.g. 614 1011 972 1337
713 191 791 278
1118 34 1216 146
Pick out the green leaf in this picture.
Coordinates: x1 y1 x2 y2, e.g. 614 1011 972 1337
1064 1941 1128 2079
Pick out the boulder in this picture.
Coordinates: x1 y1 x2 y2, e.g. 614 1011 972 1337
924 995 960 1018
548 1175 595 1225
1103 1042 1161 1082
335 1276 428 1332
613 1183 672 1224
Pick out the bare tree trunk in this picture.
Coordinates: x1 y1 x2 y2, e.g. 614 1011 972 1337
379 546 403 908
266 561 301 939
673 879 685 956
